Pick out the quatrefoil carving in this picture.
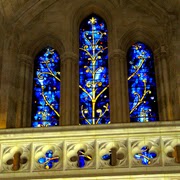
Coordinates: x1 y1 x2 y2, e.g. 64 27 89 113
99 141 127 167
67 143 94 169
34 144 62 170
2 145 29 172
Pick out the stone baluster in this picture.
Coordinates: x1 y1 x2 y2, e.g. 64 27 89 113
16 54 33 128
109 49 129 123
60 52 79 126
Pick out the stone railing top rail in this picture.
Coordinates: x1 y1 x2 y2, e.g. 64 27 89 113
0 121 180 141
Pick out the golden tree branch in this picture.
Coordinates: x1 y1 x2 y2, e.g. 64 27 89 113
84 34 93 47
38 72 60 82
84 66 93 74
95 85 109 101
94 67 104 75
130 80 151 114
96 103 109 124
79 85 92 100
94 47 108 60
79 48 93 60
44 60 61 81
95 32 104 46
41 86 60 117
128 58 145 80
81 105 91 125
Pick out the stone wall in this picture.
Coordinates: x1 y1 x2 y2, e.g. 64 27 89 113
0 0 179 128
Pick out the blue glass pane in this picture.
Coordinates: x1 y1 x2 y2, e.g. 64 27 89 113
134 146 157 165
38 157 46 164
102 154 110 160
32 47 60 127
127 42 159 122
46 150 53 158
142 158 149 165
79 14 110 125
38 150 60 169
45 161 53 169
148 152 157 159
78 156 85 168
134 154 141 160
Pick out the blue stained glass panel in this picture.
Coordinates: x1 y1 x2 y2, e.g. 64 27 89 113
32 47 60 127
38 150 60 169
127 42 159 122
134 146 157 165
79 14 110 125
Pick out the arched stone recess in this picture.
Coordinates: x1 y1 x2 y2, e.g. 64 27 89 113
68 1 118 125
119 25 161 53
11 0 59 29
129 0 169 24
106 24 161 124
16 35 65 128
20 34 65 58
119 25 173 122
69 0 114 53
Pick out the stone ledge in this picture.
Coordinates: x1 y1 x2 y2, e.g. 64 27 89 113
0 121 180 141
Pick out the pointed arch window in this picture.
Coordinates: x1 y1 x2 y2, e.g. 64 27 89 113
79 14 110 125
32 47 61 127
127 42 159 122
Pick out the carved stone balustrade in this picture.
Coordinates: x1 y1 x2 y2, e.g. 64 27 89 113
0 121 180 179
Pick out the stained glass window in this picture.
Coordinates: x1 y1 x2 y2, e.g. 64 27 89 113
79 14 110 125
32 47 60 127
127 42 159 122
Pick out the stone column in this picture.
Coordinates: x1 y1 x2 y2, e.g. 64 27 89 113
109 49 129 123
168 42 180 121
0 50 2 89
16 54 33 128
154 46 173 121
0 48 18 128
60 52 79 126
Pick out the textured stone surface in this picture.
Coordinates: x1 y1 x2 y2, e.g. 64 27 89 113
0 0 179 178
0 0 179 128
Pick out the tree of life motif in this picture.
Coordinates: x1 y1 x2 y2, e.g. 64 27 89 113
127 42 159 122
79 15 110 125
32 47 60 127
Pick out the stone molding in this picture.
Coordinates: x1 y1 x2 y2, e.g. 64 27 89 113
109 49 125 61
1 121 180 136
154 45 168 57
61 52 78 63
18 54 33 66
